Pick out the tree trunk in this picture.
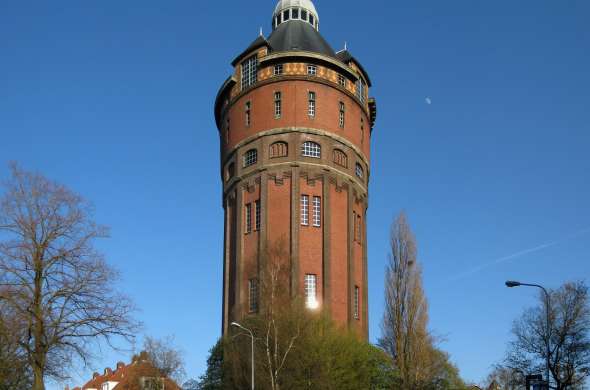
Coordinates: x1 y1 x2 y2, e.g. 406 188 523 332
33 363 44 390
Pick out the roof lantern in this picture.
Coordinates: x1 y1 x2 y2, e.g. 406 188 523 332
273 0 319 31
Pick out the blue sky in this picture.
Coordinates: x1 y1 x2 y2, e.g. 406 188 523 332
1 0 589 387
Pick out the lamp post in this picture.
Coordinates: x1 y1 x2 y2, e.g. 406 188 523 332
231 321 254 390
505 280 551 388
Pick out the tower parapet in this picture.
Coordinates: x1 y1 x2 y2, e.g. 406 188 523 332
214 0 376 339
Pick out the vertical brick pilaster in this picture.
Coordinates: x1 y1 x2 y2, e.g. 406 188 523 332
322 174 331 313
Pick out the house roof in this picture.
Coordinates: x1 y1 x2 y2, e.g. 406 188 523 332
73 352 181 390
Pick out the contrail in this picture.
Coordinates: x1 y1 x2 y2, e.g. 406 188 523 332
448 227 590 282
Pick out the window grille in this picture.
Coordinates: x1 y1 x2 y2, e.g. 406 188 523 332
308 91 316 117
304 274 317 309
356 78 366 104
312 196 321 227
241 56 258 90
249 279 258 313
244 149 257 167
338 74 346 88
245 203 252 233
301 141 320 158
255 200 261 231
339 102 345 128
300 195 309 226
245 101 251 127
274 91 282 118
274 64 283 76
307 65 317 76
355 163 364 178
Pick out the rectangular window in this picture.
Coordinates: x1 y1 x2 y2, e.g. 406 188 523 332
356 79 366 104
353 211 358 241
356 214 362 242
292 8 299 19
301 10 308 21
338 74 346 88
312 196 321 227
274 91 282 118
245 101 251 127
308 91 316 117
307 65 317 76
361 117 365 144
245 203 252 233
255 200 261 231
339 101 345 128
283 10 290 21
309 14 314 26
249 279 258 313
274 64 283 76
301 195 309 226
241 56 258 90
354 286 360 319
225 118 230 143
304 274 317 309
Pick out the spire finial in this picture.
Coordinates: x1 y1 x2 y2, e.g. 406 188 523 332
259 27 263 36
344 41 348 51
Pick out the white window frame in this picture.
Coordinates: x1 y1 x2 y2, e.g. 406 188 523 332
338 74 346 88
307 65 317 76
274 91 282 118
254 200 261 231
355 162 364 178
300 195 309 226
304 274 317 309
241 56 258 90
308 91 316 117
301 141 321 158
312 196 321 227
274 63 283 76
356 78 366 104
244 149 257 167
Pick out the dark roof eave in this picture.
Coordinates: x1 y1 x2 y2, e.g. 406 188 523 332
214 76 237 129
231 36 269 67
336 50 372 87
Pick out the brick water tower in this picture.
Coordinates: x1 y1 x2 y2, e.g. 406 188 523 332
214 0 376 339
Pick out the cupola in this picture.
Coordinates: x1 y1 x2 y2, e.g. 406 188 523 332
272 0 319 31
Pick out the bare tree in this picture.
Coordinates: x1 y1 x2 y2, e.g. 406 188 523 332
482 364 524 390
0 293 31 390
505 281 590 389
254 238 303 390
0 163 140 390
379 212 434 389
143 335 186 383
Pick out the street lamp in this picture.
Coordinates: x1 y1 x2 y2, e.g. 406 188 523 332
231 321 255 390
505 280 551 388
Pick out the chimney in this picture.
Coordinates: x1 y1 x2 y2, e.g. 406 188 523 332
116 361 125 370
93 372 100 379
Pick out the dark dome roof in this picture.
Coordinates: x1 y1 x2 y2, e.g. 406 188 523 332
267 20 335 58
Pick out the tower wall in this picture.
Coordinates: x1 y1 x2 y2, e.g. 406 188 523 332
216 16 375 340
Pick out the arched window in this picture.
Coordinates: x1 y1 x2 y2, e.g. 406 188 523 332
301 141 321 158
333 149 348 168
243 149 258 167
269 142 288 158
355 162 364 178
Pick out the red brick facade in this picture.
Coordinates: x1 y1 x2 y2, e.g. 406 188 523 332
214 4 376 340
